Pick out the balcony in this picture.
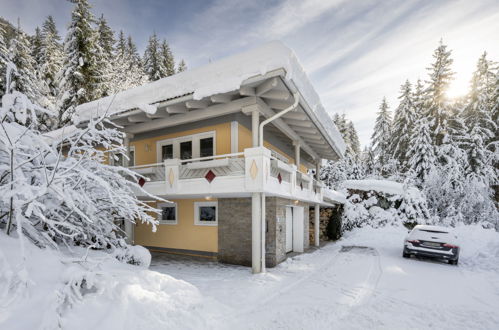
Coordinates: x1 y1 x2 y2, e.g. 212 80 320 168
129 147 334 204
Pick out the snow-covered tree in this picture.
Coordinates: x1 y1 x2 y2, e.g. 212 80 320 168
424 40 454 147
177 59 187 72
31 27 43 68
347 121 361 156
371 98 392 172
406 114 435 184
39 15 64 109
390 80 416 169
8 26 41 104
58 0 102 126
0 67 159 249
462 52 497 184
111 32 147 94
143 33 166 81
160 40 175 77
96 14 115 97
0 25 9 93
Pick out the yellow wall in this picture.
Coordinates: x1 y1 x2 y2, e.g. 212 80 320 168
238 124 308 173
135 198 218 253
130 122 232 166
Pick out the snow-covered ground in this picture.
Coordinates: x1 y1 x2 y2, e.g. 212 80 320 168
151 225 499 330
2 225 498 330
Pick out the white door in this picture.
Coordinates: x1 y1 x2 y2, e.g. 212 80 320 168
292 206 304 253
285 207 293 253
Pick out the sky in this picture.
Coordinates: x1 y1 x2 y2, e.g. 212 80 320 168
1 0 499 146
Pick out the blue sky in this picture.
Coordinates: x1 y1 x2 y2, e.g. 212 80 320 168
2 0 499 146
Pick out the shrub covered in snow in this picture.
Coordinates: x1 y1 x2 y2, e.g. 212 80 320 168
340 179 432 231
113 245 151 267
0 66 159 251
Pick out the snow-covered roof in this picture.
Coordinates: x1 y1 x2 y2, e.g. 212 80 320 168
323 189 347 204
342 179 417 196
42 125 78 142
74 41 346 158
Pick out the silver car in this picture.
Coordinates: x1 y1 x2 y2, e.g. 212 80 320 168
403 225 460 265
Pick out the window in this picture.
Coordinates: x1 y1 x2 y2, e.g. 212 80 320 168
200 137 214 158
129 146 135 167
162 144 173 160
158 202 177 224
156 131 216 162
180 140 192 160
194 201 218 226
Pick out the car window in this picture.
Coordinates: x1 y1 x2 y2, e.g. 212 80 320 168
419 229 449 234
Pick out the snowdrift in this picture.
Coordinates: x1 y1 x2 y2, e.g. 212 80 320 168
0 233 219 330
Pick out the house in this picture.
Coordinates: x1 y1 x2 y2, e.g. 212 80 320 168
74 41 346 273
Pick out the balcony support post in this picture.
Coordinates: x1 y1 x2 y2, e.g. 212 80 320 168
314 203 320 247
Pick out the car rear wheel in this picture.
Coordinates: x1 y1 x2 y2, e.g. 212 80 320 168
403 252 410 258
449 259 458 265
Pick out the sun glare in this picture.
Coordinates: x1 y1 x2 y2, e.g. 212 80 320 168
446 78 469 99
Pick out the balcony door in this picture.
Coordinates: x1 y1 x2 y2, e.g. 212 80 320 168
156 131 215 162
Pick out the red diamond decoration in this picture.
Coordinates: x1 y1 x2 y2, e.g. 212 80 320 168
138 177 146 187
300 182 303 190
277 173 282 184
205 170 216 183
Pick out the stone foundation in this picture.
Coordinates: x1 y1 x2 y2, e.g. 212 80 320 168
218 197 310 267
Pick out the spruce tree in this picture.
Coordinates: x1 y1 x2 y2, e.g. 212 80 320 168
59 0 102 126
406 115 435 184
0 25 8 93
462 53 497 183
8 25 41 103
177 59 187 72
31 27 43 68
424 40 454 146
40 15 63 109
347 121 361 156
160 40 175 76
96 14 115 96
143 33 166 81
371 97 392 171
390 80 416 169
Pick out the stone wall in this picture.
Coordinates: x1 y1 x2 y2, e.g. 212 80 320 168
218 197 310 268
309 206 342 245
218 198 252 266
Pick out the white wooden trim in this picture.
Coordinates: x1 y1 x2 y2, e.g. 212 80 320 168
194 201 218 226
157 202 178 225
231 121 238 153
186 158 230 170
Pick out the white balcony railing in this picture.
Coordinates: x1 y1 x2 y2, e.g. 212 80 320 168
128 147 328 204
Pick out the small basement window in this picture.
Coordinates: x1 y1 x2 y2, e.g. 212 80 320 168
158 202 177 224
194 201 218 226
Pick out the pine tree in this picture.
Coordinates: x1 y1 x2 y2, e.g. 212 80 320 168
347 121 361 156
371 97 392 171
160 40 175 76
96 14 115 97
59 0 102 126
40 15 63 109
31 27 43 68
126 35 147 86
406 114 435 184
143 33 166 81
111 32 147 93
462 52 497 184
0 25 9 93
8 24 41 103
177 59 187 72
424 40 455 146
390 80 416 169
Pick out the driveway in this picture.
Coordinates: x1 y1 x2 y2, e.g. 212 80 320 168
150 226 499 330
